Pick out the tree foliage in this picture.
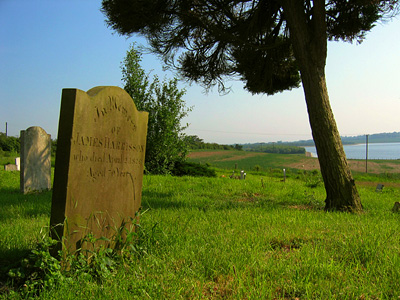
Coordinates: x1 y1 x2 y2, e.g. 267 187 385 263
244 143 306 154
184 135 236 150
103 0 398 94
103 1 399 211
122 45 192 174
0 133 20 153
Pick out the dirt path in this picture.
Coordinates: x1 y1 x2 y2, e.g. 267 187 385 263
287 157 400 174
188 151 264 161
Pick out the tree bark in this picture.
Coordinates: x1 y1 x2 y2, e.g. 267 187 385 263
281 0 362 211
301 63 362 211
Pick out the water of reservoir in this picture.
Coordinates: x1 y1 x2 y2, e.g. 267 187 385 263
304 142 400 160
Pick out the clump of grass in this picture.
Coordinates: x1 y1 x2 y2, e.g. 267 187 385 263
2 216 162 298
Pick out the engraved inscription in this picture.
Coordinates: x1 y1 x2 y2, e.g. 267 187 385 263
72 150 144 165
87 166 135 182
72 144 144 181
72 132 145 152
93 95 137 131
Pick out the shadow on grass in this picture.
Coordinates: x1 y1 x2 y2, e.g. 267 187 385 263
141 189 291 212
0 187 52 222
141 190 189 210
0 249 31 275
0 188 51 273
0 186 20 194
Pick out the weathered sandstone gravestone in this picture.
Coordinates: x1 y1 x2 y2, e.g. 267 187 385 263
20 126 51 193
4 164 18 171
376 183 384 192
50 86 148 254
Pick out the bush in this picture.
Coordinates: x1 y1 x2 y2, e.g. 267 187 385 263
184 135 236 150
122 44 191 175
171 161 217 177
51 139 57 157
0 133 20 152
253 165 262 172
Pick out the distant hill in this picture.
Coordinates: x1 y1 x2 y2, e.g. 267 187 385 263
341 132 400 145
242 132 400 150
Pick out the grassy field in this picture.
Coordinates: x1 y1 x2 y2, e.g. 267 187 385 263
1 151 400 299
187 149 400 175
187 150 306 172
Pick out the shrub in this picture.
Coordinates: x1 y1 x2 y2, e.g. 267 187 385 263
0 133 20 152
171 161 217 177
253 165 262 172
122 44 191 174
51 139 57 157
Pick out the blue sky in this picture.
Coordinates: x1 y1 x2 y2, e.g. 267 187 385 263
1 1 399 144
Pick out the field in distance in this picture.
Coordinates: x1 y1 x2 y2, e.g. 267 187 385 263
187 149 400 174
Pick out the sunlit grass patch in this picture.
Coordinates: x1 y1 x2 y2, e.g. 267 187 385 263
1 162 400 299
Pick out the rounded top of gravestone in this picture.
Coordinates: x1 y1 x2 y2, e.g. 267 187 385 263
86 86 139 111
21 126 50 139
86 86 113 96
25 126 46 133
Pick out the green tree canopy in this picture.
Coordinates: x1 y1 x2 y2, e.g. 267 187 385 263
0 133 20 153
103 0 399 211
122 44 192 174
103 0 396 94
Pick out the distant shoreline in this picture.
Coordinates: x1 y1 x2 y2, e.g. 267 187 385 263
242 132 400 149
304 142 400 160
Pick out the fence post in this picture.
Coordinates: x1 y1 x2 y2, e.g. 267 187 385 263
366 134 369 173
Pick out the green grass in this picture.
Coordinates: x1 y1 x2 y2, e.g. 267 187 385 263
1 157 400 299
0 170 51 264
188 150 309 172
0 152 19 166
0 153 56 167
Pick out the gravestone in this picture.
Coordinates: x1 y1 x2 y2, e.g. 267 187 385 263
4 164 18 171
376 184 384 192
20 126 51 193
50 86 148 254
15 157 20 170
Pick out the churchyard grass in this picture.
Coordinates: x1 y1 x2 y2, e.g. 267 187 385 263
1 162 400 298
187 149 305 171
0 152 19 166
0 170 52 262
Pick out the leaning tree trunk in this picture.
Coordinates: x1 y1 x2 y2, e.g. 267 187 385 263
300 65 362 211
282 0 362 212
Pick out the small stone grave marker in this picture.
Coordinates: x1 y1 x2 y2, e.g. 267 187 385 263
20 126 51 193
4 164 18 171
376 183 384 192
50 86 148 254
